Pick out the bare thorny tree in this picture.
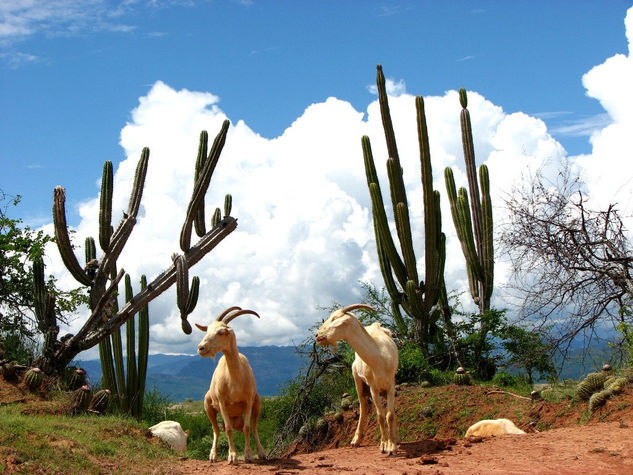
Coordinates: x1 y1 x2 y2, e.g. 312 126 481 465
499 162 633 359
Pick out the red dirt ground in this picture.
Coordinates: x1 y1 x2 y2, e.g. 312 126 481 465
3 373 633 474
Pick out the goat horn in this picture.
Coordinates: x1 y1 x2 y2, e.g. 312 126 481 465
216 306 242 322
223 309 260 325
339 304 376 315
194 323 208 332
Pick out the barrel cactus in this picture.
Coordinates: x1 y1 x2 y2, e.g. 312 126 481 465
576 372 606 401
24 367 44 390
589 389 610 412
88 388 112 414
67 367 86 390
70 385 92 415
454 367 471 386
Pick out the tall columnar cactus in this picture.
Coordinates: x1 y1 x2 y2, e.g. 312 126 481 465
362 65 447 347
34 121 238 378
444 89 494 315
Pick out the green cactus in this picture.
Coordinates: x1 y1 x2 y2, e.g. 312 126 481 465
589 388 610 412
453 367 471 386
36 122 237 381
71 384 92 415
444 89 494 315
362 65 447 347
25 367 44 390
99 161 113 252
67 367 86 390
89 388 112 414
173 254 199 334
576 372 607 401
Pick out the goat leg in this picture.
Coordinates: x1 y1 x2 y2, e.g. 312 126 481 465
351 376 369 447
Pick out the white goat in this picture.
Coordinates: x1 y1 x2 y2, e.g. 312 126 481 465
148 420 189 453
195 306 266 464
465 418 526 438
315 304 399 455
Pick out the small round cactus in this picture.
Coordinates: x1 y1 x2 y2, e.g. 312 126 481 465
71 385 92 415
454 367 471 386
589 389 610 412
340 396 353 411
576 372 606 401
24 367 44 390
88 389 112 414
334 410 344 424
68 368 86 390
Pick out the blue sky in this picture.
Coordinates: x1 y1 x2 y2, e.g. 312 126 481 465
2 1 629 225
1 1 633 358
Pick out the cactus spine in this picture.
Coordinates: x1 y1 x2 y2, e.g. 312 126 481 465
362 65 446 347
444 89 494 315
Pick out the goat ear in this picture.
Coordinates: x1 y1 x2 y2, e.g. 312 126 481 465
195 323 208 332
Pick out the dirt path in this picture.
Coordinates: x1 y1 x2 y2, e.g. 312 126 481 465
163 420 633 474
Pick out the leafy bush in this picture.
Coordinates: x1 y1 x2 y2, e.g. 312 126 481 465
491 371 517 387
397 342 431 384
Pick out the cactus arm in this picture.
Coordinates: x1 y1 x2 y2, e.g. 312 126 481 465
185 276 200 314
224 194 232 217
180 120 230 251
99 161 113 252
456 188 484 282
174 253 193 334
395 202 419 284
362 136 408 286
136 274 150 419
194 131 208 237
85 237 96 262
376 64 401 165
211 207 222 227
52 187 93 286
459 89 484 259
479 164 494 303
369 183 408 286
417 96 441 308
98 337 118 398
125 274 138 414
127 147 149 218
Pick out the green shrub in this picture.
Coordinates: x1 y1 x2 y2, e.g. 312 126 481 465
491 371 517 387
396 342 431 384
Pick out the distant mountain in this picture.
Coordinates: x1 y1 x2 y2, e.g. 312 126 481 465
74 346 306 402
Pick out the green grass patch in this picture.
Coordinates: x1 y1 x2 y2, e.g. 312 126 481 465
0 404 177 474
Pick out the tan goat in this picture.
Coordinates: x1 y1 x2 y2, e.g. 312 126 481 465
195 306 266 464
315 304 399 455
465 418 526 437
